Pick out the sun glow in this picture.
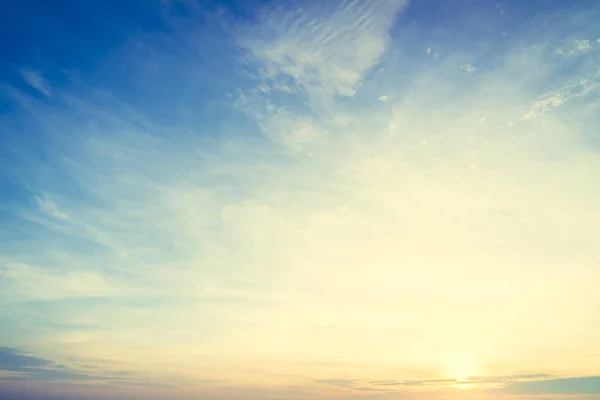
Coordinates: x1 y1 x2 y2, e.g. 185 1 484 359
456 381 477 390
444 351 481 390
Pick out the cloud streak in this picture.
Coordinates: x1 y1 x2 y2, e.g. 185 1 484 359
0 347 161 387
18 69 52 97
499 376 600 395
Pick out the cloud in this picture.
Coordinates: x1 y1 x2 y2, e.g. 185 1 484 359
33 196 69 220
573 39 593 52
370 379 456 387
518 79 597 121
239 0 408 99
18 69 52 97
470 373 553 384
316 378 358 387
1 0 600 397
461 63 477 73
498 376 600 395
1 263 117 301
236 0 408 150
0 347 52 370
0 347 167 388
367 374 554 388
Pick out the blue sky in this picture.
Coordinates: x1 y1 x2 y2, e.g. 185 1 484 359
1 1 600 399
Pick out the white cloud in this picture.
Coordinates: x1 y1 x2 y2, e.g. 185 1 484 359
18 69 52 97
34 195 69 220
237 0 408 150
557 39 598 56
573 39 592 52
518 80 596 121
1 262 115 301
461 63 477 73
240 0 407 100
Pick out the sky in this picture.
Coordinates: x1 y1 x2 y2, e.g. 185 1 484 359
1 0 600 399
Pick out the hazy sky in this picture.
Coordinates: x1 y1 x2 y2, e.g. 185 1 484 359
1 0 600 399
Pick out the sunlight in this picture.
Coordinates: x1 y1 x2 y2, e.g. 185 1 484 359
444 351 481 390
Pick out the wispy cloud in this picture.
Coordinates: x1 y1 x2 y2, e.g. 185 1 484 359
461 63 477 73
369 374 554 388
18 69 52 97
240 0 408 99
236 0 408 150
518 79 597 121
316 378 358 387
1 0 600 398
0 347 161 387
498 376 600 395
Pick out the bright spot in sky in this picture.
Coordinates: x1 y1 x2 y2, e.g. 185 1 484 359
444 351 481 386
